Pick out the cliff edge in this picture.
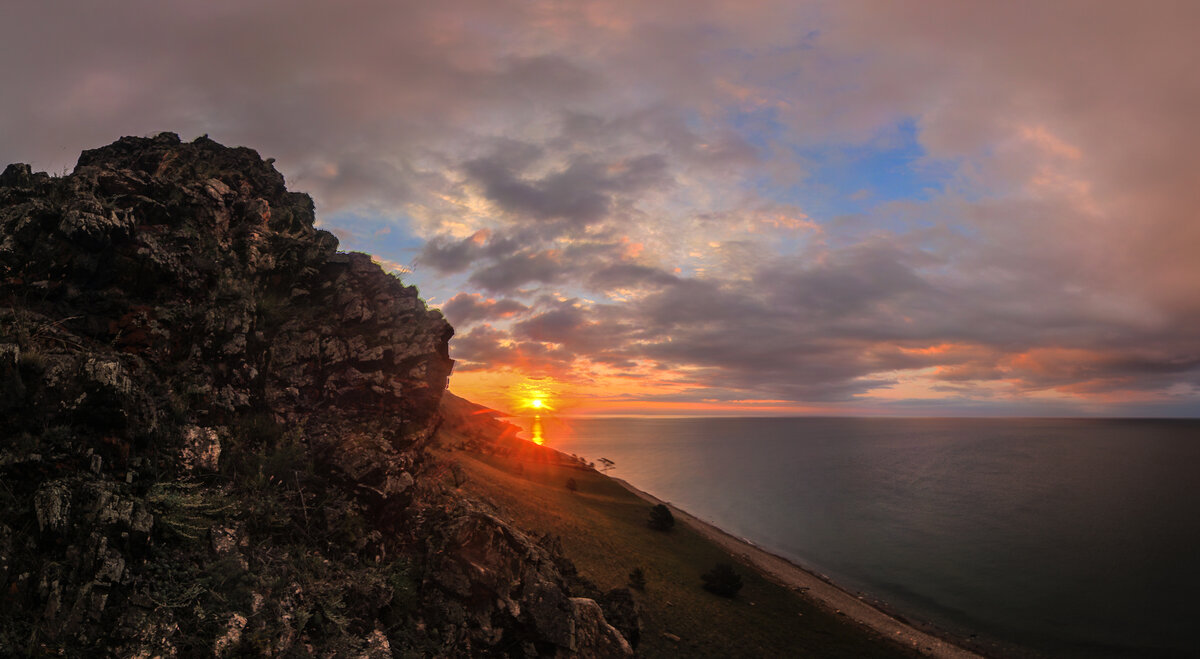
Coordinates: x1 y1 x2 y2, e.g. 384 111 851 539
0 134 631 656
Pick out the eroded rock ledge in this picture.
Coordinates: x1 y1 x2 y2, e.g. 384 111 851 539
0 134 630 656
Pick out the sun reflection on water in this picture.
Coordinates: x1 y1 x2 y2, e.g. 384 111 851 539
530 415 544 445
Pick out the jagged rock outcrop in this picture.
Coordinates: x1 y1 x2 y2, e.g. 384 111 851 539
0 133 452 435
0 134 630 656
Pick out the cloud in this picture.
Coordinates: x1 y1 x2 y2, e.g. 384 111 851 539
4 1 1200 413
586 263 679 290
466 250 568 293
440 293 528 327
462 151 670 227
418 230 497 274
449 323 576 377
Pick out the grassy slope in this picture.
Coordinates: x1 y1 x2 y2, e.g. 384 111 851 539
433 422 919 658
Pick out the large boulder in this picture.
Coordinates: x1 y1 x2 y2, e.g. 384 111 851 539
424 506 633 656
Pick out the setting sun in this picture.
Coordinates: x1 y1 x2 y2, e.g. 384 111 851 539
521 395 554 413
490 377 563 415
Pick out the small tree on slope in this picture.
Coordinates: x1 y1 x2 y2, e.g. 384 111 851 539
701 563 743 598
647 504 675 531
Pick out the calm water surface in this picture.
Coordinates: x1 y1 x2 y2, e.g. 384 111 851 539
518 416 1200 657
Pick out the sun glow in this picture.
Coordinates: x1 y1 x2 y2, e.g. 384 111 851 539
518 395 555 413
504 377 562 415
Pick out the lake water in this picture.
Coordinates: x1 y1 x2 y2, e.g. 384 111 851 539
516 416 1200 657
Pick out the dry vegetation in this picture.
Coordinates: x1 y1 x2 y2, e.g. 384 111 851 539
433 404 918 658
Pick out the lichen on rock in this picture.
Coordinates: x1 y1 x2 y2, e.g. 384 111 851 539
33 482 71 535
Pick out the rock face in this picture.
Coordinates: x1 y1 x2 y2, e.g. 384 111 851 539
0 134 629 656
0 133 452 435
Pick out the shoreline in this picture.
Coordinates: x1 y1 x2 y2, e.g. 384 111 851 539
611 477 986 659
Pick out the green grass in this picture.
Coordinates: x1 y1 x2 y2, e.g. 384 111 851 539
433 428 918 658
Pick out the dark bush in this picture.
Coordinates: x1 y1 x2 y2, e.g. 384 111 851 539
628 567 646 591
701 563 743 598
647 504 675 531
566 477 578 492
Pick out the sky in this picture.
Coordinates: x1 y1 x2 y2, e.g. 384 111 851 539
3 1 1199 416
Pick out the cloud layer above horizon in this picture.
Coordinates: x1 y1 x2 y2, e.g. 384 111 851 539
4 1 1199 415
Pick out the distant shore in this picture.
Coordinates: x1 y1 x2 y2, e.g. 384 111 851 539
611 477 985 659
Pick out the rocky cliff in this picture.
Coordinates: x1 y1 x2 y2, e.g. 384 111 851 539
0 134 631 656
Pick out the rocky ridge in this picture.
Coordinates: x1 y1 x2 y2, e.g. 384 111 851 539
0 134 631 656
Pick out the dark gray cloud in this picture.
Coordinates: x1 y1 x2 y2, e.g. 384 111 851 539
440 293 528 327
466 250 568 293
418 232 493 274
462 151 670 226
513 306 589 344
586 263 680 290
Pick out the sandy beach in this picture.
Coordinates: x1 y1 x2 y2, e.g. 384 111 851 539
613 478 984 659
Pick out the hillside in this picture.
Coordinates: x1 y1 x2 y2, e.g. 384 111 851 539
435 400 924 658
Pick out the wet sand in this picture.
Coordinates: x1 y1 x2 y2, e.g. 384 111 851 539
613 477 984 659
